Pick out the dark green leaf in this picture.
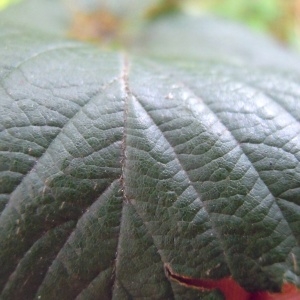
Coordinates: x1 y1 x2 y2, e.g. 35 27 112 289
1 1 300 299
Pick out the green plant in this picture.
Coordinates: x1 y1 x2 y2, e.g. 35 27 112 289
0 0 20 10
1 0 300 299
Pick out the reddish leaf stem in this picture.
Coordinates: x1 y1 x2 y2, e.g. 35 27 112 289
165 265 300 300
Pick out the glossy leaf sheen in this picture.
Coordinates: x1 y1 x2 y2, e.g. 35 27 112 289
1 1 300 299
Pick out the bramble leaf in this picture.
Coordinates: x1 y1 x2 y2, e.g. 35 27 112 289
1 1 300 299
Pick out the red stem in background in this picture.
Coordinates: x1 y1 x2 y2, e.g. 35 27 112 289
165 265 300 300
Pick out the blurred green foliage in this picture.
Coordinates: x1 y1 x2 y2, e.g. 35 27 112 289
0 0 20 10
189 0 299 51
200 0 282 31
1 0 299 50
195 0 294 45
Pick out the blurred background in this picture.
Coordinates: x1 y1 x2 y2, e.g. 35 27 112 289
1 0 300 51
188 0 300 51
